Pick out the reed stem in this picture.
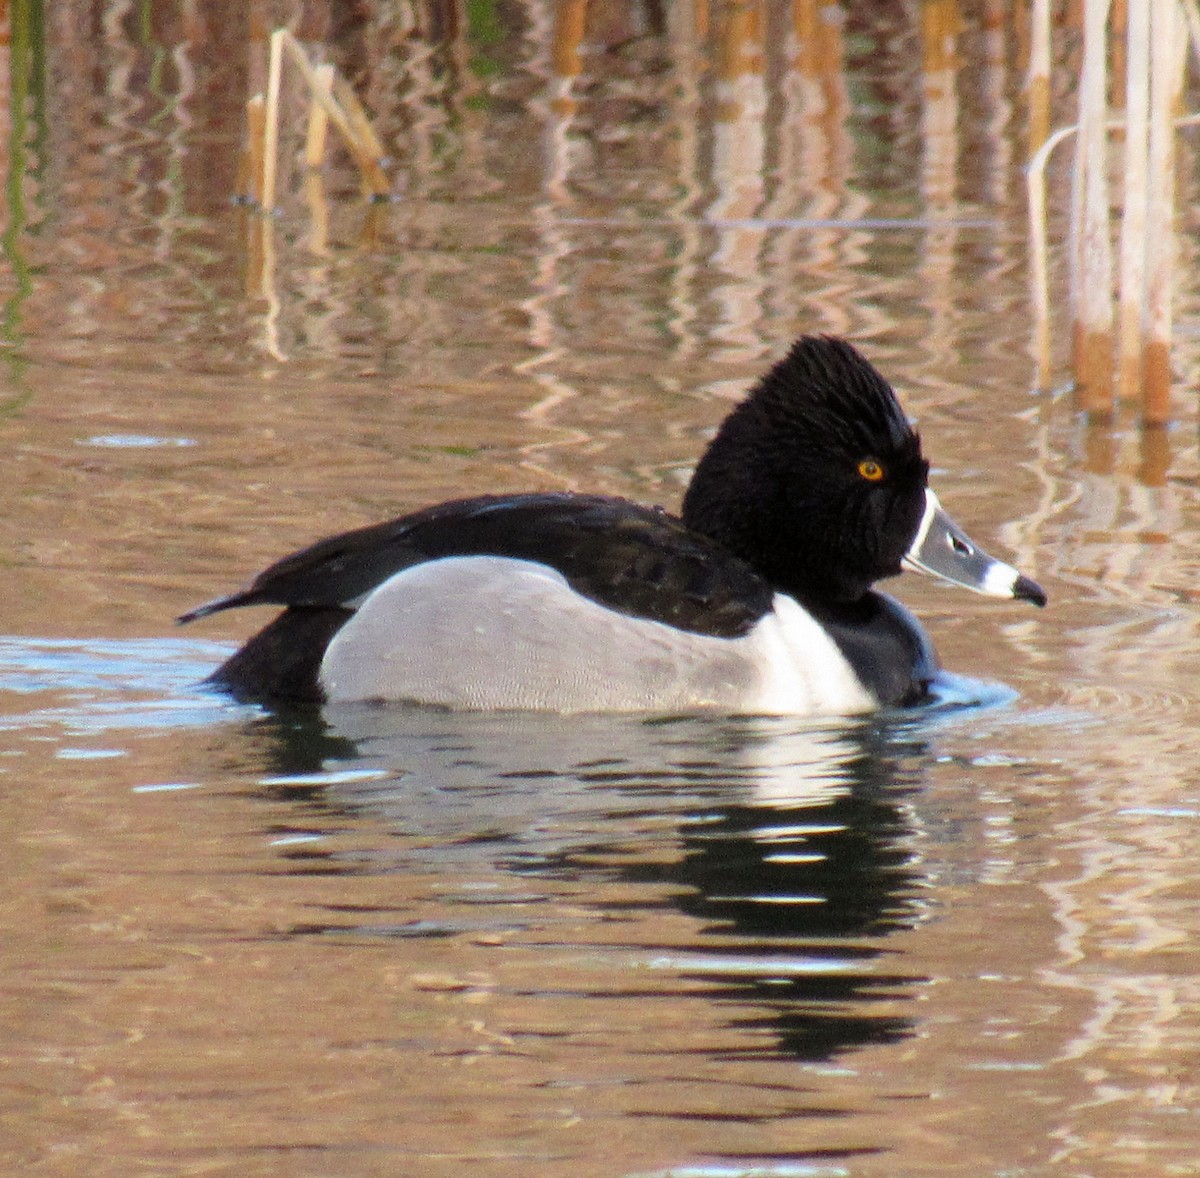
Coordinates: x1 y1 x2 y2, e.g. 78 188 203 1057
1073 0 1114 417
1116 0 1150 401
262 29 284 212
1142 0 1184 424
304 63 335 169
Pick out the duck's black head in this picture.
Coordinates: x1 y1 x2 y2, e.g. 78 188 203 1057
681 336 929 604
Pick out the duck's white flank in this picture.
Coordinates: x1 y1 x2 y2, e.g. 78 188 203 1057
318 556 877 715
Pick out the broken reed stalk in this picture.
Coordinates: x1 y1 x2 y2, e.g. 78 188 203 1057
241 28 390 212
277 30 391 199
304 63 335 167
331 73 390 182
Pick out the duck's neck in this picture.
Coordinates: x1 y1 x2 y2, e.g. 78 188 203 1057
680 492 874 608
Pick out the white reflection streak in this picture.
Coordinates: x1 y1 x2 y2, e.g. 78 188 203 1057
918 10 960 377
513 0 585 478
663 3 706 361
739 721 856 809
709 66 768 364
778 14 829 325
160 40 196 265
258 219 288 364
979 4 1012 208
649 952 861 975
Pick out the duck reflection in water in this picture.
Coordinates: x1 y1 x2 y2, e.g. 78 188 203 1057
251 704 946 1063
663 740 925 1061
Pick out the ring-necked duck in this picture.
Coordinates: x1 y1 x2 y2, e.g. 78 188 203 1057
180 336 1045 713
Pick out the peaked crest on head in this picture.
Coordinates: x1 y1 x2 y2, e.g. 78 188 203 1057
750 335 917 457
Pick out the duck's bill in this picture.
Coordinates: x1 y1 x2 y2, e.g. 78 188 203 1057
903 490 1046 607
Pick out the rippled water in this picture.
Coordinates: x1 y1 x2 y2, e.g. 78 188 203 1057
4 4 1200 1175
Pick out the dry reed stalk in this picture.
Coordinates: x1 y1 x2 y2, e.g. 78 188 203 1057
242 96 268 299
1067 54 1086 376
1142 0 1185 424
244 94 266 205
1116 0 1149 401
304 62 335 168
1073 0 1114 417
330 73 391 197
1028 136 1055 390
552 0 587 79
1028 0 1052 159
331 74 388 162
1028 0 1054 386
261 29 284 211
1111 0 1128 105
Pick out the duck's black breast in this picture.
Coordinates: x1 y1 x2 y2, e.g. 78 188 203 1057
804 592 939 707
184 493 779 701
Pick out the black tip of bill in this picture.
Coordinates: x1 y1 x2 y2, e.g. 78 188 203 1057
1012 573 1047 609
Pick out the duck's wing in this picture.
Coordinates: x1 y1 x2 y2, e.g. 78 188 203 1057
179 492 774 639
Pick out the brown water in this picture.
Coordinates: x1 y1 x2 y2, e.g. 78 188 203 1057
4 4 1200 1175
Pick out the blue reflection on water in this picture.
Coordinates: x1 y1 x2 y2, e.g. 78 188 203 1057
0 636 243 731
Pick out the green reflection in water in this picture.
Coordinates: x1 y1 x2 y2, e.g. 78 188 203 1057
467 0 505 83
2 0 46 394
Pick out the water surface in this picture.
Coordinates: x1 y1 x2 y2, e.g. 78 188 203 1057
3 4 1200 1175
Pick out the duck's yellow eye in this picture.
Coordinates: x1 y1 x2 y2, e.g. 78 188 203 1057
857 458 885 482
